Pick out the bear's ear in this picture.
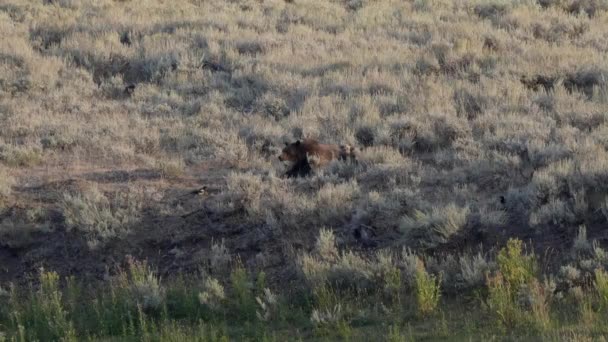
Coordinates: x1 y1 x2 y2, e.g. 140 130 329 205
295 140 301 146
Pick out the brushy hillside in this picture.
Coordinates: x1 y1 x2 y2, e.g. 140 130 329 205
2 0 608 339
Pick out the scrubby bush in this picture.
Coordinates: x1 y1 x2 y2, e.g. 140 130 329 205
61 185 145 246
401 204 470 249
8 270 77 342
118 258 166 312
0 144 43 167
496 239 537 289
474 2 510 23
299 229 423 294
230 262 256 320
415 259 441 317
199 277 226 311
210 239 232 275
594 269 608 311
485 239 551 332
459 253 496 291
299 229 375 290
156 158 185 179
255 288 278 322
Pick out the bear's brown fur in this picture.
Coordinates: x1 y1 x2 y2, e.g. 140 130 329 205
278 139 357 177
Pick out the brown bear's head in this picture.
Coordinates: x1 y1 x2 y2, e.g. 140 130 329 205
278 140 306 163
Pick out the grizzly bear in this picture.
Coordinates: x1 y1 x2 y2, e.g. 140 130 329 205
278 139 357 178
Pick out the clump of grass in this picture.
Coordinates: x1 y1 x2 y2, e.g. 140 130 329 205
377 250 403 299
230 262 256 321
401 204 470 249
459 252 496 291
524 278 554 332
415 259 441 317
255 288 278 322
315 228 339 261
0 167 14 198
210 239 232 275
156 158 185 179
310 285 352 340
539 0 608 17
311 303 349 338
485 239 551 333
497 239 537 287
386 324 411 342
486 271 516 329
0 144 43 167
594 269 608 311
119 258 166 312
61 185 144 246
530 199 576 229
199 277 226 311
155 320 230 342
0 206 53 249
8 270 77 342
299 229 387 291
474 2 509 22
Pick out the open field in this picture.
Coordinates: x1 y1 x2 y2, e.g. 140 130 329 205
2 0 608 339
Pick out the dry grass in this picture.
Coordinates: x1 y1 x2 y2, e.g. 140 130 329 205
1 0 608 298
60 184 146 247
0 167 14 198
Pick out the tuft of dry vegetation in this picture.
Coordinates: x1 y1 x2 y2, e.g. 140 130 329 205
60 184 146 247
0 167 14 199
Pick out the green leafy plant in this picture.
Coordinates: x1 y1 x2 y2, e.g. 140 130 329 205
595 269 608 311
415 259 441 317
9 270 77 341
230 262 256 321
485 239 550 332
497 239 537 288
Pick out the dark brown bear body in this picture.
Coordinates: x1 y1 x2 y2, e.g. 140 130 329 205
278 139 357 177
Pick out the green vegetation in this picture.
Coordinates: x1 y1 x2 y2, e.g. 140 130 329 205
0 237 607 340
414 259 441 317
485 239 545 332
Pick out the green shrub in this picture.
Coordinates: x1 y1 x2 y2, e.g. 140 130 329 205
310 301 351 340
497 239 537 288
386 324 410 342
486 272 516 329
486 239 550 332
122 258 166 312
199 277 226 311
415 259 441 317
9 270 77 341
299 229 376 291
372 250 403 308
526 279 553 333
230 262 256 321
255 288 278 322
594 269 608 311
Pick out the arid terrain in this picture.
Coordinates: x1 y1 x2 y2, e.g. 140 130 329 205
2 0 608 340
